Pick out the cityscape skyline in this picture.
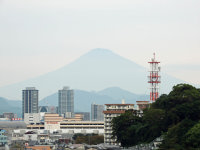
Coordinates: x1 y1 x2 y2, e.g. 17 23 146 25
0 1 199 148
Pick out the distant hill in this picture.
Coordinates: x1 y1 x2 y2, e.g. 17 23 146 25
0 97 21 117
39 87 148 112
0 48 186 100
97 87 148 101
1 87 148 116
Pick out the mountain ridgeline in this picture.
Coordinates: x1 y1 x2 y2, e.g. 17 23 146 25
0 97 21 117
0 48 185 100
0 87 148 116
40 87 149 111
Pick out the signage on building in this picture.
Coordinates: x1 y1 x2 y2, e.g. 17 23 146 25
12 118 22 121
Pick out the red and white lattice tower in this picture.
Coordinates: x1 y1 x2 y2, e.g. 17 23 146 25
148 53 161 103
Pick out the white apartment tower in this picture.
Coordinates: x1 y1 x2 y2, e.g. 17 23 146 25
103 103 134 145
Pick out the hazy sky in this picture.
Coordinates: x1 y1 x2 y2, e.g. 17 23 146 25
0 0 200 87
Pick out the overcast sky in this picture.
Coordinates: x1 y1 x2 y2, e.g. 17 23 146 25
0 0 200 87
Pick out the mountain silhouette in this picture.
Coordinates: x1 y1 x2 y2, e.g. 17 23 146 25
97 87 148 101
0 48 185 100
39 87 149 112
0 97 21 117
0 87 149 116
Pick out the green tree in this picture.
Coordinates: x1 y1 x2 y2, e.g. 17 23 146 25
143 108 166 142
111 84 200 149
160 119 196 150
111 110 143 147
73 134 104 145
185 121 200 148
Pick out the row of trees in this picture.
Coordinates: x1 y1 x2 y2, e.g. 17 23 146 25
73 133 104 145
111 84 200 149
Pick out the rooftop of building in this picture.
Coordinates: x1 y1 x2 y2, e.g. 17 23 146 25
105 104 134 106
136 101 150 104
60 121 104 124
44 113 59 115
103 110 126 114
24 87 37 90
0 121 27 129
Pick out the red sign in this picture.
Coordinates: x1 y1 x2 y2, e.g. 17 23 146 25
12 118 22 121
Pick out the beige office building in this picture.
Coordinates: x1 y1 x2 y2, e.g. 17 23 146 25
44 113 63 130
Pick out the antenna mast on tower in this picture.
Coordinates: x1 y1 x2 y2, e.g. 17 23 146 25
148 53 161 102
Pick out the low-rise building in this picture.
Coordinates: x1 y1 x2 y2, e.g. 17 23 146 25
24 113 41 124
0 129 7 146
3 112 15 120
103 103 134 145
0 121 27 130
63 114 84 122
0 118 9 121
11 118 22 121
60 121 104 134
27 124 44 130
44 113 63 130
136 101 150 116
136 101 150 110
24 131 38 141
75 112 90 121
37 134 50 143
25 145 52 150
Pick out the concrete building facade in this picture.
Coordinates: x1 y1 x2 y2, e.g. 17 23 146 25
26 117 104 134
58 87 74 117
60 121 104 134
22 87 38 118
44 113 63 130
136 101 150 117
91 104 104 121
24 113 41 124
63 114 83 122
3 113 15 120
0 129 7 146
75 112 90 121
136 101 150 110
103 103 134 145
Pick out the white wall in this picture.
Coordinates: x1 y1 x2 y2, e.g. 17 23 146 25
24 113 40 124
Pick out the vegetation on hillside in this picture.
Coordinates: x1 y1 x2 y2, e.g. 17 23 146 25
111 84 200 149
73 133 104 145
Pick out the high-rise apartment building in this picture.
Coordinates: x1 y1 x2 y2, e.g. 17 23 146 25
91 103 104 121
58 87 74 117
22 87 39 118
103 103 134 145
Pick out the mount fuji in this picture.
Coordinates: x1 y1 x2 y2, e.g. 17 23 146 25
0 48 185 100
